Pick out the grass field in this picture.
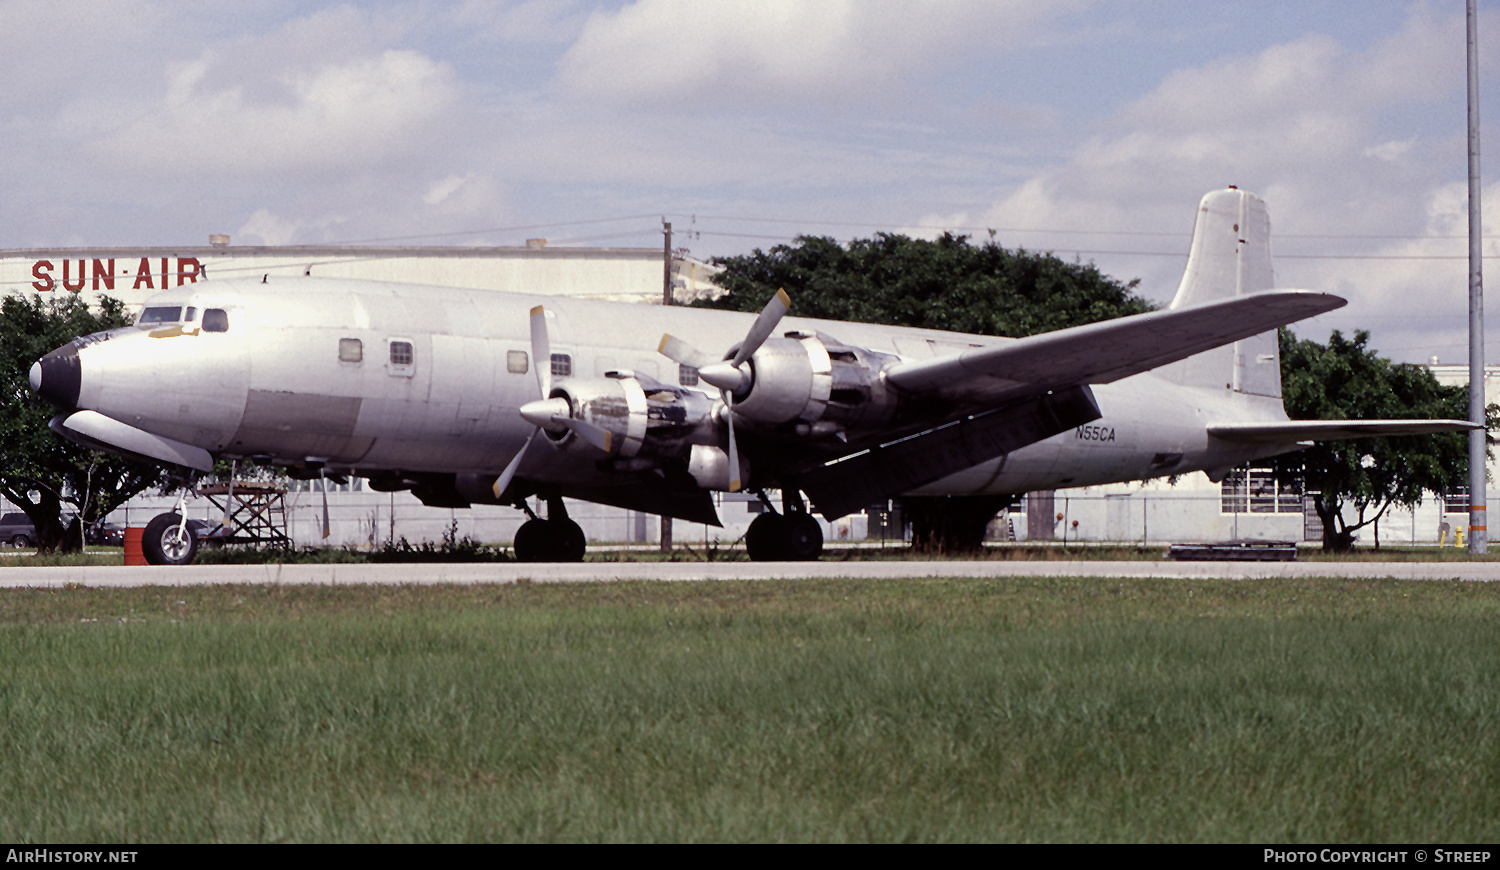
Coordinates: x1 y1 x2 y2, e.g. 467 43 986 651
2 576 1498 842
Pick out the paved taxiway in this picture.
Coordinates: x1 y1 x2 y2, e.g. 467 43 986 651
0 560 1498 587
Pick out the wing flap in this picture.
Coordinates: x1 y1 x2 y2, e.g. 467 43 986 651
883 290 1345 403
796 386 1101 520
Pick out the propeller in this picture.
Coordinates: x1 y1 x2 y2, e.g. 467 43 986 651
493 306 553 500
658 288 791 493
493 305 617 501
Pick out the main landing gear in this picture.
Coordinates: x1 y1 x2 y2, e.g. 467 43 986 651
512 496 586 563
745 490 823 562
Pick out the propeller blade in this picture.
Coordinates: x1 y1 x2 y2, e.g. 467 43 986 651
530 305 552 398
493 428 538 500
223 460 235 528
319 470 331 540
658 334 712 370
725 403 742 493
557 417 614 454
731 288 790 367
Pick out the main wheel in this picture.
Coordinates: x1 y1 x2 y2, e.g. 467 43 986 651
142 513 198 566
513 519 555 562
745 513 788 562
514 519 587 563
556 519 586 562
784 513 824 561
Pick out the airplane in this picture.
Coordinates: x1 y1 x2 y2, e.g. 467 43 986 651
27 188 1478 565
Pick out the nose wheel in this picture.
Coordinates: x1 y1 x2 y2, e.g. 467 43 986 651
143 512 199 566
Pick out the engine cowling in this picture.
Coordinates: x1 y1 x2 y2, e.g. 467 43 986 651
717 332 899 434
533 373 720 461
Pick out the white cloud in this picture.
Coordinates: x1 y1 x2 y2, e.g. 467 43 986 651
949 8 1473 293
555 0 1090 107
97 47 458 174
236 209 302 246
1364 139 1416 162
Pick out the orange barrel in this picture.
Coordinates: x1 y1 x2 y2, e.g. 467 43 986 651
123 527 146 565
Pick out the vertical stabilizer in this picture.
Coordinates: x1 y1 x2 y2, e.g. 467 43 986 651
1165 188 1281 398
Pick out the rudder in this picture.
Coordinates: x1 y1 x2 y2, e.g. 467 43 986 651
1165 187 1281 398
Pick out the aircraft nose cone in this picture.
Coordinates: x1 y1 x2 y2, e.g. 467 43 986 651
31 343 81 412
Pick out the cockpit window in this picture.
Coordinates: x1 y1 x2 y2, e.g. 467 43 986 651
138 306 182 325
202 309 229 333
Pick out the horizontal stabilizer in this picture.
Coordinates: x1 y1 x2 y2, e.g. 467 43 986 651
884 290 1345 404
1209 419 1481 443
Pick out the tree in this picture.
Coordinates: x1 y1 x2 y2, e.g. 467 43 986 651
0 294 172 553
706 233 1155 552
1273 328 1487 552
705 232 1153 334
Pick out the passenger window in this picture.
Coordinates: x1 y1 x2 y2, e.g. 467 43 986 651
202 309 229 333
550 353 571 378
507 351 528 374
339 338 363 363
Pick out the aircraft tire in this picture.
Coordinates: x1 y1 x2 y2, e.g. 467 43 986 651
557 519 586 562
513 519 555 562
143 512 199 566
745 513 788 561
513 518 586 562
784 513 824 561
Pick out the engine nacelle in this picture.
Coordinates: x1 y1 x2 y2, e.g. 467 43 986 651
545 373 719 459
729 332 899 433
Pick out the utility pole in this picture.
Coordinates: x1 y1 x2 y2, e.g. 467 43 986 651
660 219 674 552
1469 0 1488 553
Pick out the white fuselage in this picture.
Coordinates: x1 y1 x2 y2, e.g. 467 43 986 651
55 275 1293 507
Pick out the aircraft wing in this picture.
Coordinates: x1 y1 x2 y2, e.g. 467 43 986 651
882 290 1346 403
1209 419 1481 443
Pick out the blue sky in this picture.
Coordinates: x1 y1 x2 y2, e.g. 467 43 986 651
3 1 1497 363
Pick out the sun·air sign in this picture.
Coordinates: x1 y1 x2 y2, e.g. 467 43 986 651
28 257 203 294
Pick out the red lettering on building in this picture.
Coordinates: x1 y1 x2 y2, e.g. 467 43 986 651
31 260 54 292
178 257 201 285
133 258 153 290
62 259 86 293
92 259 115 292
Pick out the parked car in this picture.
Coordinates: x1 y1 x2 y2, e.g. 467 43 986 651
186 518 232 542
85 521 126 547
0 512 36 548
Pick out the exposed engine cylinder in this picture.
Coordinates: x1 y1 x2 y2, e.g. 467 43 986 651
547 377 648 457
547 374 719 459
